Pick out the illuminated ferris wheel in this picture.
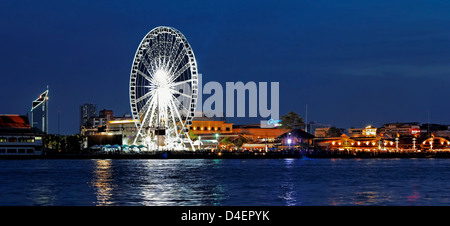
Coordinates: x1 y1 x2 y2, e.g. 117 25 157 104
129 26 198 151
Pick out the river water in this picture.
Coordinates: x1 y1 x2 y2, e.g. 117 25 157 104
1 158 449 206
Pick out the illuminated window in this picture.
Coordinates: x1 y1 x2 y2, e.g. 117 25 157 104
19 138 34 143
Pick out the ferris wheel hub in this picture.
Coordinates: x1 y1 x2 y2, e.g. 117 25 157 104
154 69 169 87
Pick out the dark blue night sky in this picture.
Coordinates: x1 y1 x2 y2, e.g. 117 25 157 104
1 0 450 135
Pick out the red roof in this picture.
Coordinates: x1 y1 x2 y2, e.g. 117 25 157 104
0 115 31 129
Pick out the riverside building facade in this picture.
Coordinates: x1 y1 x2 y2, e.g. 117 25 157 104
0 115 43 155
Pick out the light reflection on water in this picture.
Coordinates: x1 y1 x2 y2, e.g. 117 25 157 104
90 159 228 206
1 158 450 206
92 160 114 206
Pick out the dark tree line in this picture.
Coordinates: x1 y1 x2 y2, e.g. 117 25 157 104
43 134 84 153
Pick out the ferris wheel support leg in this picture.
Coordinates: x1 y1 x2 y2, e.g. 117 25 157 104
133 132 143 145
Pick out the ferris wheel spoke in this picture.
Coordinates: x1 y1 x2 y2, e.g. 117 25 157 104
166 39 181 69
139 91 157 114
169 78 194 88
146 97 158 128
169 63 190 84
170 49 187 74
169 97 186 129
171 93 191 116
134 89 155 104
140 52 154 73
156 35 168 69
138 94 156 122
144 44 161 73
170 88 193 99
136 95 157 140
167 101 180 137
136 69 154 84
161 41 171 68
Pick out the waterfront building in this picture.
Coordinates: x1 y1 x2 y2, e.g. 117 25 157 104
80 109 137 148
0 115 43 155
313 124 447 152
278 128 315 149
314 127 346 138
81 109 113 129
306 121 331 138
348 125 378 138
420 135 450 150
190 116 234 139
233 124 289 150
188 114 289 150
189 117 235 149
81 119 137 148
314 127 328 138
420 124 450 139
315 133 388 152
379 122 420 137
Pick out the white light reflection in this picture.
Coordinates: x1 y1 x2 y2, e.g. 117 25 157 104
138 159 226 206
30 184 56 206
280 159 298 206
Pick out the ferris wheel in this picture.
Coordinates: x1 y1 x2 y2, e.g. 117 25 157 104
129 26 198 151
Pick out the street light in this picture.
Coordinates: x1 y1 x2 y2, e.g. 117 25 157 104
288 132 291 149
395 137 399 151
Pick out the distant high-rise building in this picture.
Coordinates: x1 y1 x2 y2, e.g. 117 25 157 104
80 103 97 130
31 87 49 134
